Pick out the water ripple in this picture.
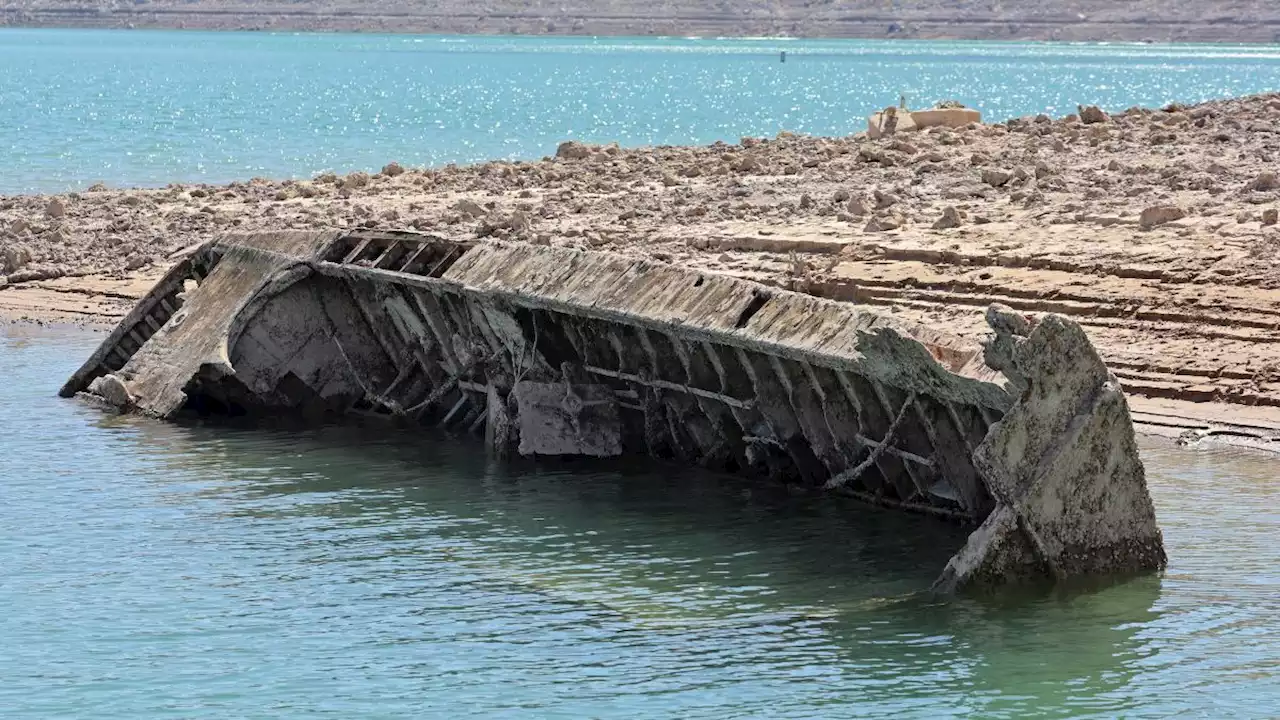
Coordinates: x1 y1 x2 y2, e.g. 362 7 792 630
5 30 1280 193
2 330 1278 717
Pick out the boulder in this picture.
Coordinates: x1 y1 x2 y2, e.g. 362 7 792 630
845 197 871 216
982 168 1014 187
555 141 593 160
341 171 371 189
873 189 900 209
88 373 134 409
1078 105 1110 124
47 226 71 245
453 198 486 218
932 206 964 230
0 242 32 273
505 209 532 233
864 212 904 232
125 252 151 271
1247 172 1279 192
477 210 533 237
1139 205 1186 228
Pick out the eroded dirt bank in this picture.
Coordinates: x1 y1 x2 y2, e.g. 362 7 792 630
7 93 1280 428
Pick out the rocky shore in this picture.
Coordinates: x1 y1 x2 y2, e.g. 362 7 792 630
8 92 1280 419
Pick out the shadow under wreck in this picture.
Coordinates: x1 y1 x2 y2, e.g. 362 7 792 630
61 230 1166 594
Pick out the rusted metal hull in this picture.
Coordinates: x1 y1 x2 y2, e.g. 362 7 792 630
62 230 1167 593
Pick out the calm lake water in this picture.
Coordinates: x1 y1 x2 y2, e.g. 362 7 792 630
2 328 1278 717
4 30 1280 194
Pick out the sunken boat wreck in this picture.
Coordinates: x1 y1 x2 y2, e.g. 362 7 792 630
62 230 1167 593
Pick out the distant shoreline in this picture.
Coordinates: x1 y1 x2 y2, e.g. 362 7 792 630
3 1 1280 44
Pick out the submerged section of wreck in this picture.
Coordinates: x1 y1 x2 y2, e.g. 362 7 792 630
62 230 1166 593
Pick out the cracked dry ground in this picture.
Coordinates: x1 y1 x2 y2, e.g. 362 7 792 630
7 92 1280 417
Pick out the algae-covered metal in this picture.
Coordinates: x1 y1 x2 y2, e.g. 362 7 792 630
62 230 1166 593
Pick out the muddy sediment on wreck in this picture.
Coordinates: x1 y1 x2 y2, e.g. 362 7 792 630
8 93 1280 415
62 230 1168 592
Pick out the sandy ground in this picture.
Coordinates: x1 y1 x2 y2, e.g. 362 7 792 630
9 92 1280 432
4 0 1280 43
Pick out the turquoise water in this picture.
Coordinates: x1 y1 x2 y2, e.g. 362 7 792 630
4 30 1280 194
3 328 1278 717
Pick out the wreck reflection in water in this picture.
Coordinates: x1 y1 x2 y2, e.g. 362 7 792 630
6 334 1276 717
122 415 1175 713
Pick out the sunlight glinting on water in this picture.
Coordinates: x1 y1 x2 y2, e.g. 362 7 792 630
2 30 1280 194
1 329 1276 718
